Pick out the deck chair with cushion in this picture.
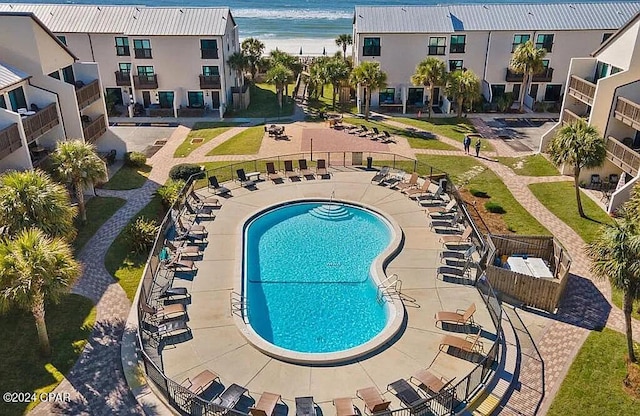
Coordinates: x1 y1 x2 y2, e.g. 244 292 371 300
381 131 396 144
403 180 432 198
249 392 283 416
439 331 484 354
181 369 220 396
266 162 283 183
298 159 315 179
371 166 391 184
190 191 220 209
393 172 419 191
284 160 301 180
386 379 429 411
333 397 357 416
409 369 454 397
358 125 370 137
211 383 248 408
316 159 329 178
370 127 384 140
140 301 187 323
427 200 456 216
208 176 231 196
236 169 256 188
356 387 392 415
295 396 317 416
439 225 473 247
435 303 476 330
158 281 190 301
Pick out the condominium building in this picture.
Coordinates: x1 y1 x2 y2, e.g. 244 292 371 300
352 3 640 114
0 11 107 172
540 11 640 214
0 4 240 118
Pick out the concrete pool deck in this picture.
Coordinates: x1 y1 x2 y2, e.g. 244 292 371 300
160 170 496 414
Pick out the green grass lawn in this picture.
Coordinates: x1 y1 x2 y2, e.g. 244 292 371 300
306 84 355 114
101 164 151 190
391 116 494 152
548 328 640 416
104 195 166 301
0 294 96 414
73 197 126 253
174 122 244 157
497 154 559 176
224 83 294 118
342 117 457 150
207 126 265 156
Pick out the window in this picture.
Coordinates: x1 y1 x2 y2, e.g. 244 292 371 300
428 37 446 55
48 70 60 80
363 37 381 56
115 37 130 56
512 34 530 52
158 91 174 109
529 83 539 99
0 95 6 109
8 87 27 111
541 60 549 70
602 33 613 43
407 88 424 105
56 35 67 46
490 84 505 103
188 91 204 108
450 35 466 53
202 66 219 76
119 63 132 75
544 84 562 102
535 34 554 52
595 61 609 81
137 66 154 76
201 40 218 59
449 60 463 72
62 65 75 85
133 39 152 59
379 88 395 104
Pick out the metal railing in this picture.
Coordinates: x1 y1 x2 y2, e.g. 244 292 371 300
568 74 596 105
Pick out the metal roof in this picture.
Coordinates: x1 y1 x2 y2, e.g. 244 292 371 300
0 62 30 90
0 4 232 35
355 2 640 33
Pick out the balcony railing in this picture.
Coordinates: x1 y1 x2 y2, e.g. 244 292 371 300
568 75 596 105
199 74 221 89
606 136 640 177
83 116 107 144
0 123 22 160
76 79 101 110
561 108 585 125
22 103 60 143
614 96 640 131
114 70 131 87
133 74 158 89
505 67 554 83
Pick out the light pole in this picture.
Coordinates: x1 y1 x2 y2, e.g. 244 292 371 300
310 138 313 161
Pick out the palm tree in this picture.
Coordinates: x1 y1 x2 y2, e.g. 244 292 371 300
510 40 547 111
548 120 606 217
51 140 107 224
411 57 446 118
324 57 351 110
0 170 76 240
446 69 481 117
335 34 353 61
266 63 293 109
350 61 387 121
587 212 640 363
227 51 248 86
241 37 265 82
269 50 302 97
0 228 81 355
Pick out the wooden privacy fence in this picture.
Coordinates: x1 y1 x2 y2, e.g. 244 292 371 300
485 234 572 313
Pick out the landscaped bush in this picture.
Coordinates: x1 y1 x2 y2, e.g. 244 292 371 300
126 217 159 254
124 151 147 168
470 188 490 198
155 179 185 208
485 201 506 214
169 163 204 181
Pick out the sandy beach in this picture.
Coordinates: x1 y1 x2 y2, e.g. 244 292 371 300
254 37 343 56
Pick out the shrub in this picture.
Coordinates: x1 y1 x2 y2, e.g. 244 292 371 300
169 163 204 182
470 188 490 198
124 151 147 168
126 217 159 254
484 201 506 214
155 179 185 208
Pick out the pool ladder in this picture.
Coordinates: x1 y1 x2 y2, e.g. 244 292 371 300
377 274 402 304
230 291 248 322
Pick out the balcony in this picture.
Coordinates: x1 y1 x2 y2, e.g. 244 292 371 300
199 74 221 89
22 103 60 143
561 108 585 125
505 67 554 83
83 116 107 144
133 74 158 89
614 96 640 131
0 123 22 160
76 79 101 110
568 75 596 105
606 136 640 177
114 71 131 87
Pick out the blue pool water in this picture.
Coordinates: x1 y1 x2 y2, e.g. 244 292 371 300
245 202 392 354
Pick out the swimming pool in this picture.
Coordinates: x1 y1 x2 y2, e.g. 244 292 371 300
241 200 405 363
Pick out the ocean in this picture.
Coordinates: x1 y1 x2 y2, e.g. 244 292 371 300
10 0 616 54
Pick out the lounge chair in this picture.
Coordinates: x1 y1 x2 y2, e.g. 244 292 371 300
430 211 461 231
316 159 329 178
208 176 231 196
439 226 473 246
211 383 248 409
403 180 432 197
427 200 456 216
358 125 370 137
140 301 187 323
356 387 391 415
435 303 476 329
295 396 317 416
381 131 396 144
177 217 208 236
370 127 385 140
386 379 429 411
393 172 419 191
165 240 202 259
417 186 446 205
284 160 300 180
249 392 282 416
147 320 190 339
181 369 220 396
236 169 256 188
439 244 476 263
158 281 190 301
190 191 220 209
298 159 315 178
163 253 197 273
439 331 484 354
371 166 391 184
266 162 283 183
184 199 216 221
333 397 357 416
347 125 363 135
409 369 454 397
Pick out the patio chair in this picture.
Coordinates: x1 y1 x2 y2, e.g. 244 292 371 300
181 369 220 396
609 173 619 186
163 253 198 273
439 244 476 263
208 176 231 196
347 125 363 135
430 211 461 231
439 226 473 247
165 240 202 259
356 387 392 415
284 160 301 180
386 379 429 411
417 186 445 205
158 281 190 301
589 174 602 189
409 369 454 397
439 331 484 354
316 159 329 178
295 396 317 416
381 131 396 144
184 199 216 221
393 172 419 191
358 125 370 137
177 217 207 237
403 180 432 198
249 392 282 416
210 383 248 408
427 200 456 216
236 169 256 188
435 303 476 329
266 162 283 183
333 397 357 416
140 301 187 323
147 319 190 339
371 166 391 184
298 159 315 178
190 191 220 209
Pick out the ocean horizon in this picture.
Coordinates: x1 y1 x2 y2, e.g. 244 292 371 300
7 0 636 54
